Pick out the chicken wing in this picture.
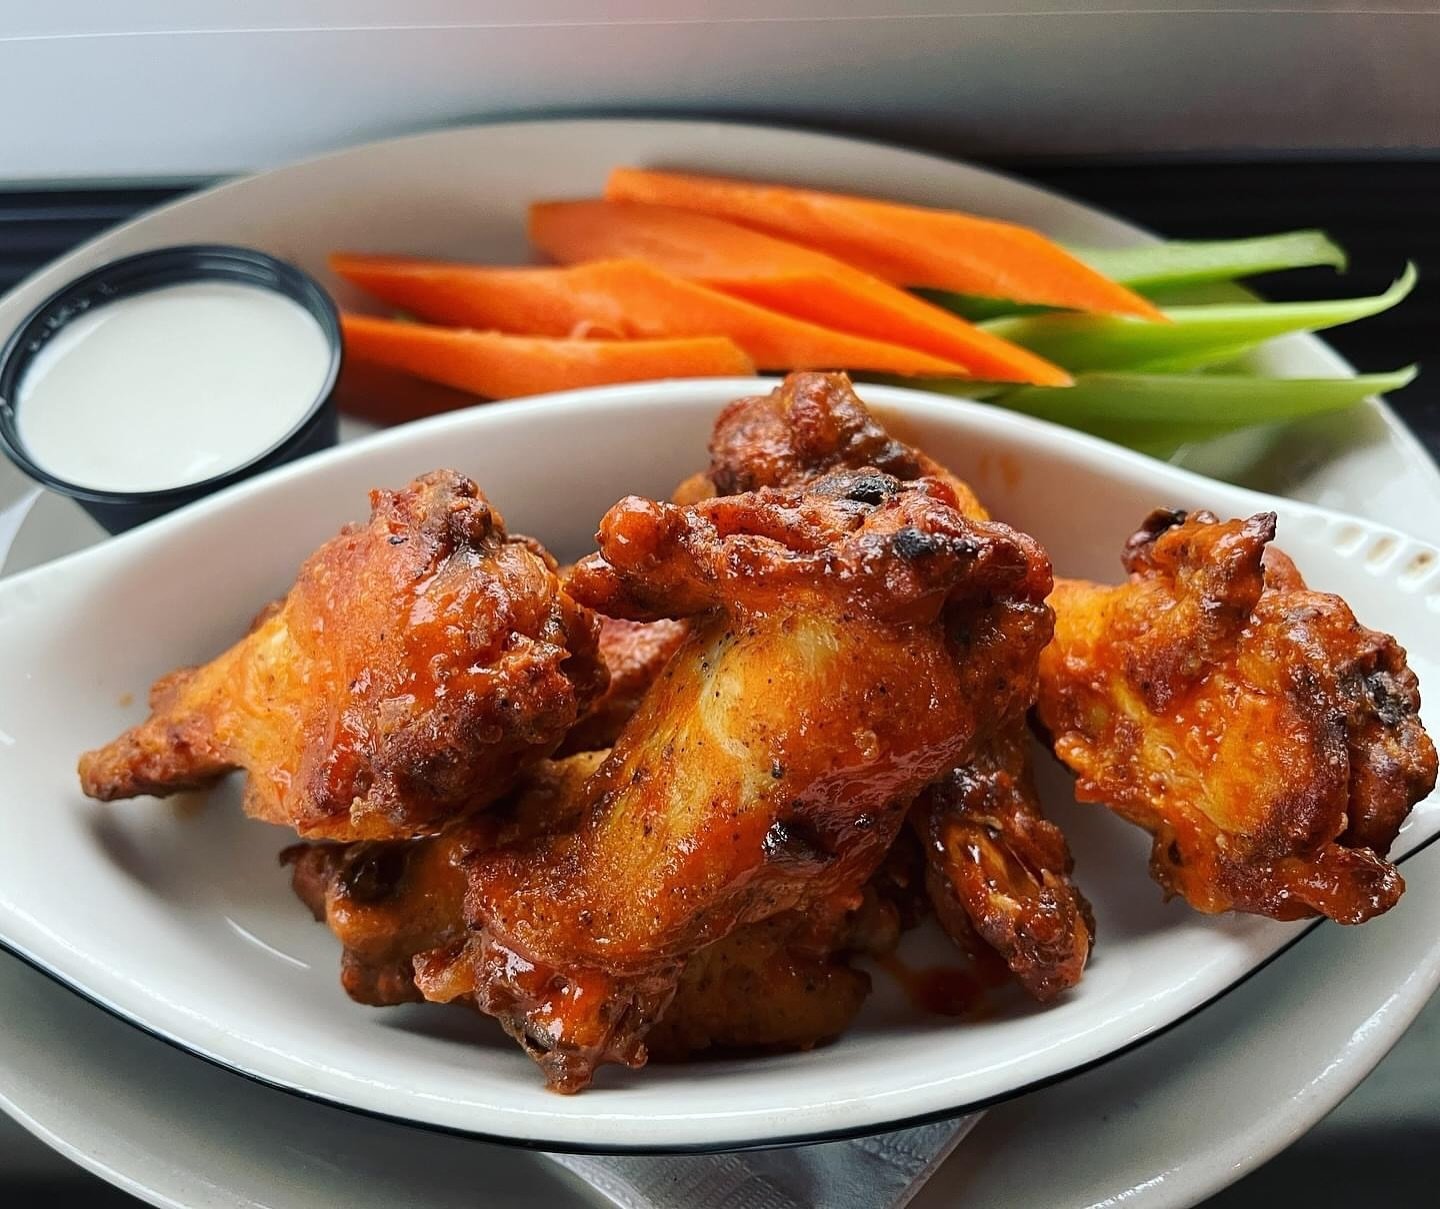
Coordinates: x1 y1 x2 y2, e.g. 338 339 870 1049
1038 508 1437 922
702 369 988 519
692 371 1092 998
913 728 1094 1001
644 904 883 1062
80 471 607 840
559 370 974 760
409 469 1054 1090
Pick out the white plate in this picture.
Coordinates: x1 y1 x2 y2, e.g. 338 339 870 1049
0 119 1436 1162
0 378 1437 1151
1 829 1436 1209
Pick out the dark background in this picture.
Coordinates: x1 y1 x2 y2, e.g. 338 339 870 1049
0 159 1434 1206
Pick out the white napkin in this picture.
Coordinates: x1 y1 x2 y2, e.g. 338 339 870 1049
546 1114 980 1209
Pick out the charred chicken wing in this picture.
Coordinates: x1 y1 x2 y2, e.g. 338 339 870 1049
286 774 887 1063
693 372 1092 999
913 728 1094 1001
700 369 988 519
80 471 606 840
409 469 1054 1090
284 749 606 1003
1038 508 1437 923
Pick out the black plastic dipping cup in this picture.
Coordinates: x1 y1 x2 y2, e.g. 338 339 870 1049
0 244 342 534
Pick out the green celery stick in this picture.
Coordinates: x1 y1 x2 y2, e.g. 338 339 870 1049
977 265 1415 374
856 372 1009 399
990 367 1416 428
913 291 1050 322
1072 230 1346 291
919 230 1348 320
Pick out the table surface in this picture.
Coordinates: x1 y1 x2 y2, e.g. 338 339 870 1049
0 160 1434 1208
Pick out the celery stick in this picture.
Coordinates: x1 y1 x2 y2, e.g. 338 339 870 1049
857 373 1009 399
1072 231 1346 291
978 265 1415 374
914 291 1050 322
990 368 1416 428
920 231 1348 320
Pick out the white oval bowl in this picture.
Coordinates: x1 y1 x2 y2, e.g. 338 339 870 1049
0 377 1436 1151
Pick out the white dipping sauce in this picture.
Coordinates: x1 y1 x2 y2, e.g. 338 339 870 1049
16 281 331 493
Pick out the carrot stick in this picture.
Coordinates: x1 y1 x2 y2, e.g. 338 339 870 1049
341 314 753 400
529 200 1068 386
604 168 1165 322
331 254 975 376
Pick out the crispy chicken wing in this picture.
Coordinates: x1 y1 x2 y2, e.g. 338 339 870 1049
409 469 1053 1090
1038 508 1437 923
644 904 881 1062
693 372 1092 999
912 729 1094 1001
80 471 607 840
701 370 988 519
560 370 979 763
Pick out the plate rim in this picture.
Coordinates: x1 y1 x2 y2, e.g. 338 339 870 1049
0 117 1437 1153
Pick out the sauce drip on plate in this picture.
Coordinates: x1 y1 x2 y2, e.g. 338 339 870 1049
877 945 1012 1018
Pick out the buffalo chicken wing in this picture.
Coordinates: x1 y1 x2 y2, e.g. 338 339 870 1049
1038 508 1436 922
286 767 888 1064
410 469 1054 1089
692 372 1093 999
80 471 606 840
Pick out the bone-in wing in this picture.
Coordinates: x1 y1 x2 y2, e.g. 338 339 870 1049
285 757 887 1063
913 728 1094 1001
80 471 606 840
694 372 1092 999
1037 508 1437 922
284 749 606 1003
411 470 1053 1090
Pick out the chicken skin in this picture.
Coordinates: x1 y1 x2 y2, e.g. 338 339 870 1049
692 372 1092 999
408 469 1054 1090
1038 508 1437 923
643 904 883 1062
80 471 607 840
555 616 689 755
284 749 606 1004
697 369 988 519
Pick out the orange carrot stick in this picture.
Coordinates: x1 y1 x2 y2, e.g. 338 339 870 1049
341 314 753 401
529 199 1069 385
331 254 975 376
604 168 1165 321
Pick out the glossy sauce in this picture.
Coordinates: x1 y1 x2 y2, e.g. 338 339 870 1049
17 281 330 492
878 948 1010 1018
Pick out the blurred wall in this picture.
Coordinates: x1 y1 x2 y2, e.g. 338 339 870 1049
1 1 1436 181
